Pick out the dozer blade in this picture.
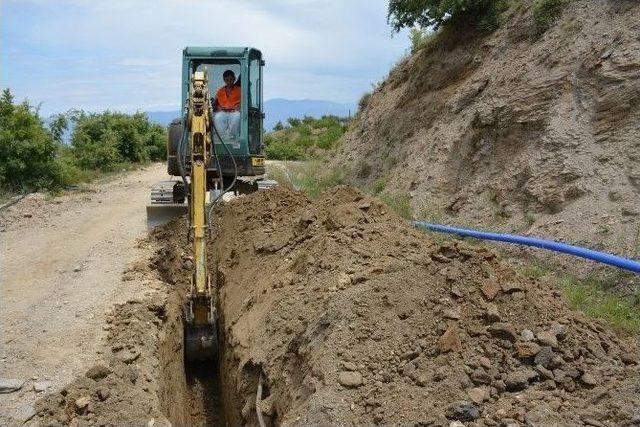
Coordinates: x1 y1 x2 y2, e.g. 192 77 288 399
146 204 188 229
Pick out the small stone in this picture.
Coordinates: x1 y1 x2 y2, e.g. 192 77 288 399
414 373 429 387
86 364 112 380
479 357 491 369
488 323 518 342
504 369 537 391
117 349 140 364
621 352 637 365
468 387 488 404
342 361 358 371
470 367 491 385
446 401 480 421
97 388 110 401
536 331 558 348
534 347 555 369
33 381 53 392
450 286 464 298
515 341 541 358
520 329 534 342
449 422 465 427
491 379 506 392
550 323 567 340
535 364 554 380
438 326 462 353
75 396 91 412
0 378 24 394
580 373 597 387
485 303 500 322
481 280 500 300
552 368 566 381
73 265 82 272
11 404 36 423
444 308 461 320
338 371 363 388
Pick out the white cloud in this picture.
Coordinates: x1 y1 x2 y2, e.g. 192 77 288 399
2 0 408 115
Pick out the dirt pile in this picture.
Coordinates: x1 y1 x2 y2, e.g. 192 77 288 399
204 187 638 425
334 1 640 267
33 242 211 427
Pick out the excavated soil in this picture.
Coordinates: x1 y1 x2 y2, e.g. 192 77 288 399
35 187 639 426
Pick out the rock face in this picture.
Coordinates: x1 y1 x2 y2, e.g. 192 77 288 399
334 1 640 268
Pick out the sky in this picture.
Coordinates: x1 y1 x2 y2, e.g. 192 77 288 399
1 0 409 116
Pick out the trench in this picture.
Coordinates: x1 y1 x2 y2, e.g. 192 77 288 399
153 239 247 427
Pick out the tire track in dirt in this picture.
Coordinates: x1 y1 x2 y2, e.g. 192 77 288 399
0 164 168 425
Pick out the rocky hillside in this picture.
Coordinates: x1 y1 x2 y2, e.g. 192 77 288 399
335 0 640 266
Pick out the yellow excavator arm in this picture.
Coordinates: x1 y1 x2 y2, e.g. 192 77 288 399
184 71 216 361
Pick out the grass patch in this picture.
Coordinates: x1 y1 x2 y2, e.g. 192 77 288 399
533 0 569 34
284 160 345 199
563 275 640 333
370 177 387 195
379 192 413 219
520 261 550 280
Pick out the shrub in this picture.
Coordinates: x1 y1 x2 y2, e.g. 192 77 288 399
358 92 372 111
0 89 65 191
409 27 438 53
388 0 508 32
533 0 568 33
69 111 166 171
264 136 304 160
287 117 301 127
264 115 348 160
273 121 285 131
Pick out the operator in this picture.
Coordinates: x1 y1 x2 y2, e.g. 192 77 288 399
213 70 241 140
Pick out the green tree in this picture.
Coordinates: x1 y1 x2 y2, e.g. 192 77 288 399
48 113 69 144
0 89 63 191
388 0 507 32
273 121 285 131
70 111 166 171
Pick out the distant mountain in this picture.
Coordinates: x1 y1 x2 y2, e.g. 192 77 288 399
145 110 180 126
146 98 357 130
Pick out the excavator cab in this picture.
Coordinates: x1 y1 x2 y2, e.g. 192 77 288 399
147 47 266 228
169 47 266 187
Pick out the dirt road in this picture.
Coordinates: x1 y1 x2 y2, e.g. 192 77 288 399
0 164 167 425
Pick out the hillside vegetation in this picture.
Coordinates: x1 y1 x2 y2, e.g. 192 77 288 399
264 115 349 160
0 89 166 194
332 0 640 268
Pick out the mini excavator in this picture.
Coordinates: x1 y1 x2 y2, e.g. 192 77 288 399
147 47 268 361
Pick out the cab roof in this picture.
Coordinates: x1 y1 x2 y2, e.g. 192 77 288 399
183 46 261 58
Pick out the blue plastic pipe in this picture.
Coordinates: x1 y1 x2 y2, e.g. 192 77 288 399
412 221 640 273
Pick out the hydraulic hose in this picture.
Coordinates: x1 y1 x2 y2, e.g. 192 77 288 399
412 221 640 274
177 108 190 198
